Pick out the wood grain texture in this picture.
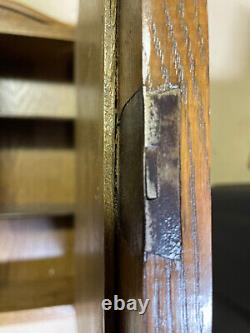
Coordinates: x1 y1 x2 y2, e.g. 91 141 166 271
0 0 75 41
118 0 211 332
142 0 212 332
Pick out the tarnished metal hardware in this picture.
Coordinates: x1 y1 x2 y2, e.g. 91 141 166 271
144 93 181 260
119 90 181 260
145 146 158 200
119 90 145 256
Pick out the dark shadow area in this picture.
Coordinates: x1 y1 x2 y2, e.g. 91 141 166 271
213 185 250 332
0 34 73 82
0 118 74 149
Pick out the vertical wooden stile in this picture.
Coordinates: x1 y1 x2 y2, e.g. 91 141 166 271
76 0 117 332
117 0 212 332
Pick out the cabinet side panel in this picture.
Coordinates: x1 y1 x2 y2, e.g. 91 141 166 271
75 1 104 332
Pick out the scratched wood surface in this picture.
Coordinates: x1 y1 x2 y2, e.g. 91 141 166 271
118 0 211 332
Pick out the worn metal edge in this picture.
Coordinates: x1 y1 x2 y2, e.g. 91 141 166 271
143 87 182 260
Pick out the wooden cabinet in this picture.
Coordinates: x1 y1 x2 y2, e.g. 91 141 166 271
0 0 76 315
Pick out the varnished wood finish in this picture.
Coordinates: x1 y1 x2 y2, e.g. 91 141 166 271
118 0 211 332
143 1 211 331
0 0 75 41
